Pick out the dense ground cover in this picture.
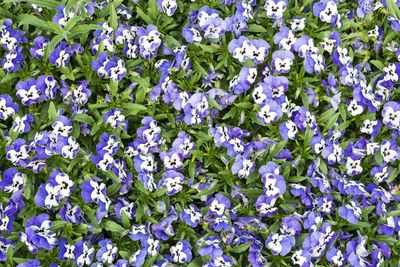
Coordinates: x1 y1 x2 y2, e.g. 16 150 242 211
0 0 400 266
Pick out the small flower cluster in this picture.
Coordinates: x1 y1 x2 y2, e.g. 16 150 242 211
1 0 400 266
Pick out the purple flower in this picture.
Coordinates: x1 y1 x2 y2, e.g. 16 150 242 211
49 41 82 68
272 50 294 73
257 99 283 125
74 240 95 266
72 80 91 105
274 26 297 51
0 168 26 194
60 200 82 224
226 13 247 37
55 136 80 159
279 120 298 140
197 236 223 258
34 183 61 208
158 170 185 195
380 139 399 163
52 5 75 27
0 237 14 262
326 246 345 266
232 155 255 178
2 48 23 73
338 200 362 224
265 233 294 256
160 148 184 171
91 52 126 81
16 78 41 106
207 194 231 217
180 204 202 227
0 94 19 120
158 0 177 16
81 179 108 206
22 213 58 251
382 101 400 130
264 0 287 19
304 52 326 74
182 26 202 44
313 0 339 24
170 240 192 263
96 239 118 264
137 25 161 59
30 36 49 59
103 108 128 130
6 138 30 166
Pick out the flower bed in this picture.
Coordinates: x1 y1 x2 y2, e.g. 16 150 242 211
0 0 400 266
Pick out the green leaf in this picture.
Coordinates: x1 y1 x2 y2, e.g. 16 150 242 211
136 6 153 24
121 211 131 229
64 16 82 32
73 113 95 125
106 182 120 196
228 242 251 253
6 244 13 265
319 159 328 174
304 127 313 147
45 34 64 60
187 258 203 267
103 220 125 233
387 168 399 183
109 3 118 30
106 170 121 183
269 141 287 160
17 14 63 35
1 73 18 83
325 113 340 130
208 98 222 111
193 60 208 76
189 162 196 179
370 60 384 70
234 102 253 109
122 103 147 116
69 24 102 38
24 0 59 9
387 0 400 19
247 24 267 33
318 108 336 123
148 0 158 18
48 102 58 123
289 176 308 182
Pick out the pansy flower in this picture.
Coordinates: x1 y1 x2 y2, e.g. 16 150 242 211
0 94 18 120
21 213 58 251
264 0 287 19
158 170 185 195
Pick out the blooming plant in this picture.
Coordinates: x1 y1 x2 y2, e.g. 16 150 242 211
0 0 400 266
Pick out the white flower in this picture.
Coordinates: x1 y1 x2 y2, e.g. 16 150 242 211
319 1 338 23
170 242 188 263
360 119 377 134
54 173 74 198
52 121 73 137
266 233 283 253
265 0 287 19
274 57 293 72
90 180 107 203
345 157 362 175
16 85 40 105
164 176 184 194
286 120 298 140
0 98 15 119
61 137 80 159
347 99 364 116
210 199 226 216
